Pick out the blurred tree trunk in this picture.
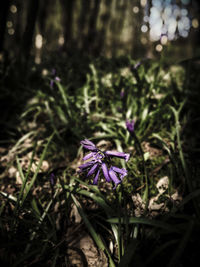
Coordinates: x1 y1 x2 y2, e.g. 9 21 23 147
98 0 113 56
78 0 91 49
38 0 51 38
60 0 75 49
0 0 11 52
15 1 24 56
131 2 143 57
109 0 119 57
84 0 101 54
21 0 39 62
115 0 128 55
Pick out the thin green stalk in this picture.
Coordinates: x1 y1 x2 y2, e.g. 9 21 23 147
90 64 99 111
9 131 35 155
15 142 37 209
56 82 72 119
107 217 182 234
25 188 59 254
83 74 91 114
45 101 61 139
22 132 55 205
131 131 149 204
116 187 122 262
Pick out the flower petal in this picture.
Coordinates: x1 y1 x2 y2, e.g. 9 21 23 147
79 160 95 170
108 168 121 186
81 139 96 147
81 139 98 151
83 152 96 161
111 166 127 179
102 163 111 182
87 163 99 177
50 173 55 186
83 145 98 151
105 151 130 162
93 169 100 185
126 119 135 133
93 152 104 162
55 76 61 82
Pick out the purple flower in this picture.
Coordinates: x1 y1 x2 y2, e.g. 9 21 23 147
93 169 100 185
80 139 98 151
111 166 128 179
108 168 121 187
83 152 96 161
55 76 61 82
78 160 96 170
120 89 125 98
78 139 130 188
50 173 55 186
134 61 141 69
126 119 135 133
50 79 54 88
87 163 99 177
105 151 130 162
50 69 61 88
102 163 111 182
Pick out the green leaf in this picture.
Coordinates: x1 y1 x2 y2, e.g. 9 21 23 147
107 217 182 233
22 132 55 205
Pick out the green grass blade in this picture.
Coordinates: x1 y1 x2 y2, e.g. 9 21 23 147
56 82 72 119
0 191 17 202
107 217 182 233
71 194 116 267
14 142 37 213
45 101 61 139
90 64 99 110
16 156 25 184
10 131 35 154
25 188 59 254
77 189 114 214
22 132 55 205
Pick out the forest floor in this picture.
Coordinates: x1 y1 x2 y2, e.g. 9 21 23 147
0 53 200 266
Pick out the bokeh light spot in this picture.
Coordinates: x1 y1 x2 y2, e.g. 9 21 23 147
141 37 147 44
58 35 64 45
143 16 149 22
42 69 48 76
161 35 168 45
141 25 148 33
35 34 43 49
155 44 163 52
10 5 17 13
133 6 139 14
8 28 15 35
140 0 147 7
192 18 199 29
7 21 13 28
